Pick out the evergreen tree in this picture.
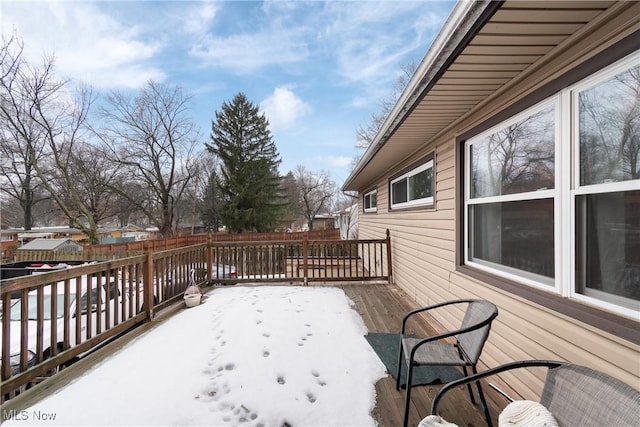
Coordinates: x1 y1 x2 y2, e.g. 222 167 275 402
198 170 223 231
207 93 285 233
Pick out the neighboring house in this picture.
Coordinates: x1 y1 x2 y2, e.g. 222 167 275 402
335 204 359 240
17 227 88 243
17 231 55 244
0 230 19 260
121 231 151 242
102 225 151 243
343 0 639 393
311 214 336 231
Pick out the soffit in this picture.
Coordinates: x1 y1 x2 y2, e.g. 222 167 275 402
344 0 616 191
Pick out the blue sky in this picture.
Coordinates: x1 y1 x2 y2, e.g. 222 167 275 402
2 0 455 186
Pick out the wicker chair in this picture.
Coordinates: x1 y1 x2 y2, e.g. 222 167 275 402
397 299 498 427
431 360 640 427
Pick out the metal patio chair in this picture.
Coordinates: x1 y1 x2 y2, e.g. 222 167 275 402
431 360 640 427
397 299 498 427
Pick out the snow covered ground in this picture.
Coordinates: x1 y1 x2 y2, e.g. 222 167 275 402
4 286 387 426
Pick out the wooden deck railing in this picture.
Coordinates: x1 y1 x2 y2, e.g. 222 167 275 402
86 229 341 253
13 230 341 262
209 233 391 284
1 230 391 401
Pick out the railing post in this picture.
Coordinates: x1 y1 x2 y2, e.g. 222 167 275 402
303 232 309 286
206 232 213 283
143 249 154 321
2 292 11 381
386 229 393 285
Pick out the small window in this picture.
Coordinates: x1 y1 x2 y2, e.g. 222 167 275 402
363 189 377 213
390 156 434 209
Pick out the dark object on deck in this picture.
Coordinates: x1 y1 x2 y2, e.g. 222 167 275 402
431 360 640 427
397 299 498 427
365 332 462 387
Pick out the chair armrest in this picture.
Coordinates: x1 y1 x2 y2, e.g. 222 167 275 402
430 360 566 415
401 299 477 333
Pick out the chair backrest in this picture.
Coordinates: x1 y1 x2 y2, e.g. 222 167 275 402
457 300 498 363
541 363 640 426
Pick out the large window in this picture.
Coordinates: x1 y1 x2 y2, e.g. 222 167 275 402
464 52 639 317
390 156 434 209
363 189 377 213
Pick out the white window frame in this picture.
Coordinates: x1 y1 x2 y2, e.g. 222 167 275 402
363 189 377 213
464 97 560 292
567 52 640 318
463 51 639 319
390 159 434 209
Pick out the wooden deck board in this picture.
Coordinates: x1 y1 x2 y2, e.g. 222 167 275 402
341 283 503 427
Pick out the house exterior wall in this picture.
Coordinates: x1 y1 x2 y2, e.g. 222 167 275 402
358 5 639 396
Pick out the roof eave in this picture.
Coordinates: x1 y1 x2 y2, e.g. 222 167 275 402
342 0 501 192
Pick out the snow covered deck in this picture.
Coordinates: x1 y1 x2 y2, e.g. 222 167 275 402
3 283 499 427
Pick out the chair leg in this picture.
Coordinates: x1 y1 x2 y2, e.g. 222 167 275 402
396 336 404 391
472 366 493 427
402 362 414 427
462 365 476 404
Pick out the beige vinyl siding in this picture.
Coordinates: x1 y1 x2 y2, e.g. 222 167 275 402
357 4 640 392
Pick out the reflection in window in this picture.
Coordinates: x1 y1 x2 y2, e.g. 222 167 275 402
579 65 640 186
390 158 434 209
392 179 408 204
469 199 555 282
409 168 432 200
471 105 555 198
576 190 640 310
364 189 377 212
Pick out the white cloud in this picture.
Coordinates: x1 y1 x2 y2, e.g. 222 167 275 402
190 29 309 72
182 2 219 36
260 87 312 131
2 1 165 89
319 2 448 87
319 155 354 168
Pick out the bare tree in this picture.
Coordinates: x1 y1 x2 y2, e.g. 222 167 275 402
54 142 124 228
293 165 336 231
0 33 49 230
356 61 417 150
472 108 555 198
98 80 199 237
172 149 213 235
0 34 109 242
579 65 640 184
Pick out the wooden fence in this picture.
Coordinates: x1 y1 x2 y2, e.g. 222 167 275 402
1 230 390 401
87 229 340 253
